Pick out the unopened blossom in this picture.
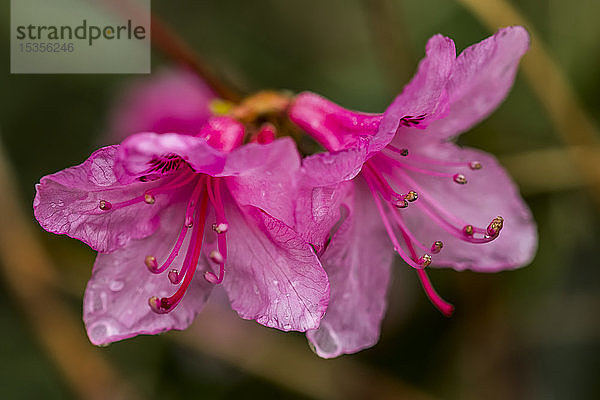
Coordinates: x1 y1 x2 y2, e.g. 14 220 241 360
34 117 329 345
289 26 538 357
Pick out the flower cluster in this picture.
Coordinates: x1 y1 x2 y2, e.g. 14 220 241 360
34 27 537 357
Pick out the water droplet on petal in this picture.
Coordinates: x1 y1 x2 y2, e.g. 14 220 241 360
469 161 482 170
90 323 108 343
109 280 124 292
453 173 467 184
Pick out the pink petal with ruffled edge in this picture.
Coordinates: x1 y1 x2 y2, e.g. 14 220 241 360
307 179 393 358
108 68 216 142
289 34 455 159
374 34 455 152
34 146 175 253
424 26 530 140
84 205 214 345
222 199 329 332
294 143 369 251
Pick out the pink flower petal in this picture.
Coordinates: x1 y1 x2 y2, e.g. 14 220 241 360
375 34 455 152
295 145 368 250
424 26 530 140
224 138 302 227
307 179 394 358
83 205 214 346
34 146 172 253
288 92 382 152
222 200 329 332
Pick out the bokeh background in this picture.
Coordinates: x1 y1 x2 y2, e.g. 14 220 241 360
1 0 599 399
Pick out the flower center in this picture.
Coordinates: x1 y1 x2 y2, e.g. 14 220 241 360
95 117 245 314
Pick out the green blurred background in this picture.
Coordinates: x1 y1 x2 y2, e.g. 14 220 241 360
1 1 599 399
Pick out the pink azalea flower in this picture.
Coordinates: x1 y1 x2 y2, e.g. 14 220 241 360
34 116 329 345
289 26 538 357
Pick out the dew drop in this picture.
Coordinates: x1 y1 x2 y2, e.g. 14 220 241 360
90 323 108 342
453 173 467 184
109 280 124 292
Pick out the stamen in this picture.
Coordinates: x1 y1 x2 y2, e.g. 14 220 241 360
143 177 203 281
419 254 432 267
430 241 443 254
385 167 502 244
205 178 228 284
98 200 112 210
146 169 197 195
148 221 191 275
453 173 468 184
397 223 454 317
387 145 409 156
386 201 429 253
145 255 158 271
486 216 504 236
382 154 470 183
149 192 209 313
101 171 197 213
362 168 426 269
98 195 151 211
404 190 418 202
364 163 403 203
184 176 207 228
385 147 481 170
463 225 474 236
416 269 454 317
148 296 168 314
144 193 155 204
